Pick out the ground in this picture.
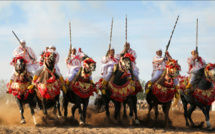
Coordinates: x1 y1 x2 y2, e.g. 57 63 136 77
0 100 215 134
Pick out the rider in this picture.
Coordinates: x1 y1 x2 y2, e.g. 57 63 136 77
48 45 60 72
65 47 86 85
28 52 67 93
13 39 39 76
120 42 139 81
100 48 120 93
185 50 206 92
120 42 143 91
145 49 178 94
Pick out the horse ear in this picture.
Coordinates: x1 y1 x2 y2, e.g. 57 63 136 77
176 60 178 63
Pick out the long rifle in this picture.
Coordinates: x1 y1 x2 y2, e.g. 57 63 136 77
12 31 34 60
125 15 127 44
165 15 179 57
196 19 199 61
68 21 72 59
106 17 114 56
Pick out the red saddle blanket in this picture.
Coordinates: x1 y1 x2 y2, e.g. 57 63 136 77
71 81 97 98
193 88 215 105
37 79 61 99
108 80 135 102
152 82 177 103
8 82 33 99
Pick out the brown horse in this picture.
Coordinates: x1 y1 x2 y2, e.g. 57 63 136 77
145 59 180 128
7 57 37 125
34 52 63 117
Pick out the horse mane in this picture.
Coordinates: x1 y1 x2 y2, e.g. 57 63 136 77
81 55 90 61
190 68 204 86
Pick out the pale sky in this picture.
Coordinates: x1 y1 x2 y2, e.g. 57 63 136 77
0 1 215 82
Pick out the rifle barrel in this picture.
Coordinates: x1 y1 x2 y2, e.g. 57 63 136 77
165 15 179 52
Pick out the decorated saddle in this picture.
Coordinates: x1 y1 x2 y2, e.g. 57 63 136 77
36 68 61 99
178 75 190 91
193 87 215 105
8 81 32 99
69 67 97 98
151 70 177 103
7 70 33 99
108 75 135 102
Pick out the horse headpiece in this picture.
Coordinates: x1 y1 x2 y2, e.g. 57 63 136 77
120 53 133 71
83 57 96 71
165 59 181 79
204 63 215 82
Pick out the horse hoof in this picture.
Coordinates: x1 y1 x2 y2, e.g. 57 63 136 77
123 114 128 119
135 119 140 125
79 121 84 126
207 126 212 131
58 115 61 119
20 119 26 124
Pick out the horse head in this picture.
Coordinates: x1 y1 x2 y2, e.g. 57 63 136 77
166 59 181 79
120 53 133 71
44 52 56 70
12 57 27 74
82 56 96 73
204 63 215 82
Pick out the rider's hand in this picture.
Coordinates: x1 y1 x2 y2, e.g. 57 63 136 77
78 48 82 52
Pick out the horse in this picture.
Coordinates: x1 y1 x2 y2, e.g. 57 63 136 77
178 63 215 130
63 56 97 125
145 59 180 128
95 53 142 125
34 52 62 117
7 57 37 125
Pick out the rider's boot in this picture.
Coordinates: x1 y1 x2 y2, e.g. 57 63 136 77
6 79 13 93
184 82 192 95
90 80 99 94
28 75 38 90
175 85 180 99
59 76 67 94
145 81 153 94
101 80 108 95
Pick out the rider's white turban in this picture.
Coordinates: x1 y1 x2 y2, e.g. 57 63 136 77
72 47 76 50
110 47 114 51
20 39 26 43
49 45 56 49
156 49 162 52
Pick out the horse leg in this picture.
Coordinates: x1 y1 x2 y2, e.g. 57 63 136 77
63 96 69 117
127 97 134 126
16 98 25 124
72 104 78 119
187 104 196 127
113 101 121 123
76 98 83 125
82 98 89 124
42 98 47 115
164 102 171 128
206 105 212 130
29 99 37 126
181 95 190 127
147 103 153 118
123 101 127 119
155 104 159 122
198 104 211 130
132 95 140 125
56 96 62 118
